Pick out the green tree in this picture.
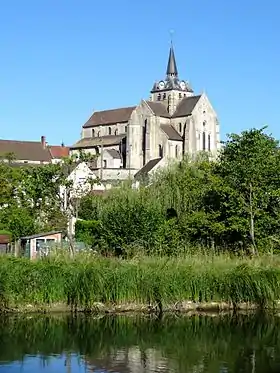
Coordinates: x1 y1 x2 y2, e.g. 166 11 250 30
215 128 280 254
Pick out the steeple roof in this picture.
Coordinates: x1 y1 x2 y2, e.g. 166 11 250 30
166 45 178 77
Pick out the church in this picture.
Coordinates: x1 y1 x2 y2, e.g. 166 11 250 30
70 45 220 181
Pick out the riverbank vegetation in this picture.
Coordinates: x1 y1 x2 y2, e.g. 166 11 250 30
1 127 280 255
77 127 280 255
1 254 280 311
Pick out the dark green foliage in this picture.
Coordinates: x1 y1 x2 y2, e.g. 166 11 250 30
75 220 101 247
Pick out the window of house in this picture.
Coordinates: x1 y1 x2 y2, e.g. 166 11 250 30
208 134 211 151
103 160 107 168
92 129 95 137
108 127 112 135
159 144 163 158
115 129 118 135
175 145 179 158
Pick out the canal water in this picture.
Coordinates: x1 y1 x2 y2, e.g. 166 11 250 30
0 313 279 372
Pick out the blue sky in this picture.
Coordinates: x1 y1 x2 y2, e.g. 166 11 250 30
0 0 279 146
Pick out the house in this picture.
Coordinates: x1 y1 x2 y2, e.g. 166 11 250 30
49 143 70 163
70 44 221 182
20 231 63 259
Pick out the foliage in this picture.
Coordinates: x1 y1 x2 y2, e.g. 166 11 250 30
75 220 101 247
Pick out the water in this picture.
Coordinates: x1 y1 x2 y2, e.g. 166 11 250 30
0 313 280 372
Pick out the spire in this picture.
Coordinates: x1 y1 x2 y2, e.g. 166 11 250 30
166 43 178 77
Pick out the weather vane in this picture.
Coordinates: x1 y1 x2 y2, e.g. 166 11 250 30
169 29 174 45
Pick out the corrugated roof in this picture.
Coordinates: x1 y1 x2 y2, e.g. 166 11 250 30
160 124 182 141
0 139 52 162
173 95 201 118
70 135 126 149
83 107 136 128
134 158 162 180
146 101 170 118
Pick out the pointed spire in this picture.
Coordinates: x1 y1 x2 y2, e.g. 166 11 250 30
166 43 178 77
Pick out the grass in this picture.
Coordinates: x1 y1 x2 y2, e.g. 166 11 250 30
1 253 280 311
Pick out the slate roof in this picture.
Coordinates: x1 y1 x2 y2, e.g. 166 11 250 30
71 135 126 149
173 95 201 118
160 124 182 141
146 101 170 118
105 149 121 159
83 107 136 128
0 139 52 162
134 158 162 180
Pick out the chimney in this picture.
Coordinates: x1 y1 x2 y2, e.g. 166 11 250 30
41 136 46 149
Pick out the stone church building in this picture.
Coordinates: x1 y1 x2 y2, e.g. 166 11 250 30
70 45 220 181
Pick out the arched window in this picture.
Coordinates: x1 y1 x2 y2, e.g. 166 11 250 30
125 126 128 133
179 93 182 99
163 93 166 100
159 144 163 158
92 128 95 137
179 122 182 133
108 127 112 135
175 145 179 158
97 131 100 137
208 134 211 151
115 128 118 135
157 94 161 101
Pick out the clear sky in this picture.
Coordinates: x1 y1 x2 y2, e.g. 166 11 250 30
0 0 279 146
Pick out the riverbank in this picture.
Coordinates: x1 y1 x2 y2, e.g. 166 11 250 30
1 254 280 312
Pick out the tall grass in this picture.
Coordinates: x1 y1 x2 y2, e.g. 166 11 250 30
1 254 280 310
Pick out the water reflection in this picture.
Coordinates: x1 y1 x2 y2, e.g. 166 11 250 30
0 313 280 372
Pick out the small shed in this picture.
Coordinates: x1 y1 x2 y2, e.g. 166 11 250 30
20 231 63 259
0 234 12 254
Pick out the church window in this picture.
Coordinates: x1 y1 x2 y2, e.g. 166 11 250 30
175 145 179 158
125 126 128 133
157 94 161 101
184 94 186 97
163 93 166 100
97 131 100 137
92 129 95 137
208 134 211 151
159 144 163 158
179 93 182 99
103 160 107 168
108 127 112 135
202 131 206 151
115 129 118 135
179 122 182 133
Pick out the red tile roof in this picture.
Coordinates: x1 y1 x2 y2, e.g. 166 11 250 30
49 146 70 159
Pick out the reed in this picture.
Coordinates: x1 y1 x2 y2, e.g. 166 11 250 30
1 254 280 310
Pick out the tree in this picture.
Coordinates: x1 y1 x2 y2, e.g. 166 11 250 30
215 128 280 254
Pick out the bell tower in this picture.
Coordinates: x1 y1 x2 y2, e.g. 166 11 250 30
149 43 194 114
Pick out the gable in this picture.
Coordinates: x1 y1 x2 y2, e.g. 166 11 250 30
83 107 136 128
